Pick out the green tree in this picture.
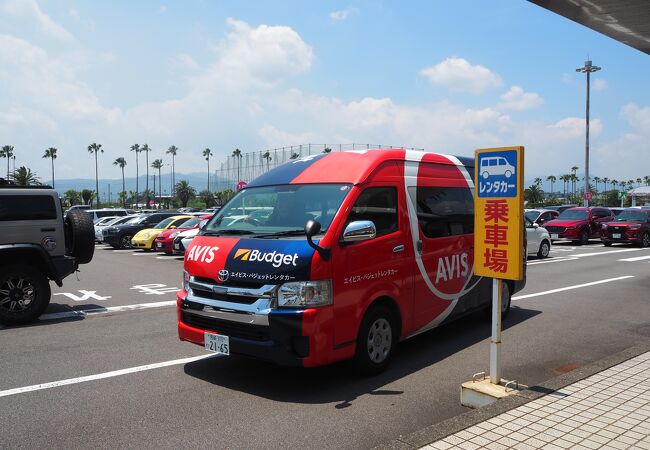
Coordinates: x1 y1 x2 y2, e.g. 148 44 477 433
220 188 235 203
166 145 178 196
322 147 332 153
593 176 601 192
546 175 556 194
81 189 94 205
290 152 300 159
130 144 141 206
64 189 81 206
113 157 127 207
203 148 213 192
141 144 151 206
261 151 272 171
199 189 215 208
11 166 40 186
231 148 242 185
87 143 103 207
0 145 14 179
42 147 58 188
174 180 196 207
152 158 163 200
524 183 544 206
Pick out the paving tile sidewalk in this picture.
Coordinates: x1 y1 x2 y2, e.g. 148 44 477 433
421 351 650 450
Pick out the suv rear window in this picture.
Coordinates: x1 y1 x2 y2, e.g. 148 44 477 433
0 195 57 221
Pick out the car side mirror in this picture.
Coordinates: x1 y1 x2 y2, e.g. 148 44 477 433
170 226 177 229
533 223 539 228
199 220 208 230
342 220 377 243
304 220 330 260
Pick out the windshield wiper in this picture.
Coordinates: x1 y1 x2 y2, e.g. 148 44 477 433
202 229 255 236
255 229 308 238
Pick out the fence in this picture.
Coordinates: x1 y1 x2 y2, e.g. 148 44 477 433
212 143 423 192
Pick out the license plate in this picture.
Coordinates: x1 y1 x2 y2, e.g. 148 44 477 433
156 242 163 248
613 233 621 239
551 233 559 239
174 243 180 250
204 332 230 355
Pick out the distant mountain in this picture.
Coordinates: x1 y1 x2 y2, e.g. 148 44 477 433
51 172 232 198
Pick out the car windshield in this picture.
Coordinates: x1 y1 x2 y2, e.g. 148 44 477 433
524 211 540 222
99 216 123 226
558 209 588 220
125 216 144 224
204 184 351 235
615 211 648 222
178 217 200 228
154 217 177 229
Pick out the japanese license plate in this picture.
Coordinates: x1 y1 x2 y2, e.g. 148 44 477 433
613 233 621 239
204 332 229 355
156 242 163 248
551 233 559 239
174 242 180 250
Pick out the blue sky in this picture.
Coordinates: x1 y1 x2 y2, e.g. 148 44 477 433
1 0 649 187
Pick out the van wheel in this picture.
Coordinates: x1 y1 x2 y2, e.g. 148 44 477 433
0 265 51 325
481 171 489 180
579 229 590 245
537 240 550 258
64 210 95 264
353 306 395 375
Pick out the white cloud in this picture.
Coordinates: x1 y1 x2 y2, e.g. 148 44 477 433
0 0 73 41
329 8 358 22
593 79 607 91
498 86 543 111
419 57 502 94
620 103 650 130
547 116 602 138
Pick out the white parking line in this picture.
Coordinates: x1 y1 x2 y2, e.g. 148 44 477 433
0 354 217 398
39 300 176 321
512 276 634 301
572 248 647 258
618 255 650 262
530 247 649 265
528 257 578 266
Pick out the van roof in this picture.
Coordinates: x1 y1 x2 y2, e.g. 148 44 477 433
247 149 473 188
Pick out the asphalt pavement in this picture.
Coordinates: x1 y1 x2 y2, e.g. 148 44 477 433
1 240 649 449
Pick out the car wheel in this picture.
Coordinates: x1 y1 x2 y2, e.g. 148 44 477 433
642 232 650 248
353 305 396 375
603 241 612 247
119 234 133 249
537 240 550 258
579 229 589 245
482 171 489 180
64 210 95 264
0 264 51 325
504 170 512 178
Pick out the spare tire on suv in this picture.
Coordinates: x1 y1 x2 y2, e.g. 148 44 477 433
65 210 95 264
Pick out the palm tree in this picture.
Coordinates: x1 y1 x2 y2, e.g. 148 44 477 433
644 176 650 186
42 147 58 188
261 151 272 172
64 189 81 206
81 189 94 205
602 177 609 192
593 176 600 192
611 179 619 191
322 147 332 153
152 159 163 201
11 166 40 185
141 144 151 206
533 177 542 187
231 148 242 185
87 143 103 207
525 184 545 206
559 174 568 197
1 145 14 179
130 144 140 207
201 148 212 192
546 175 556 194
113 157 127 207
166 145 178 196
174 180 196 207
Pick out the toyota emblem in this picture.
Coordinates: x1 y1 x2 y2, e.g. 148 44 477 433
218 269 229 282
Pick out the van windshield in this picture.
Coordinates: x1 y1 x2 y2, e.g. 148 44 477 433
204 184 351 236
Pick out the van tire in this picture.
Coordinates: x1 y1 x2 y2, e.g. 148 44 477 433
64 210 95 264
0 264 51 325
353 305 396 375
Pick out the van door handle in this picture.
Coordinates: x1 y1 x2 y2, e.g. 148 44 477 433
41 228 55 232
393 244 405 253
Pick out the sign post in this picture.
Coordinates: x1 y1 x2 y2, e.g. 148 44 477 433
474 146 524 385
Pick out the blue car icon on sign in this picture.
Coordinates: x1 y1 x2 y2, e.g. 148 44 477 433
479 156 515 180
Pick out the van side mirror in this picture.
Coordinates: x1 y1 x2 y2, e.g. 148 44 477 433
342 220 377 243
304 220 330 261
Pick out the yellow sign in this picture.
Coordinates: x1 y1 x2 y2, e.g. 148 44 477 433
473 146 524 280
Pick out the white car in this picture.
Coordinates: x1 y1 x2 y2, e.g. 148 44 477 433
172 227 200 255
479 156 515 179
94 215 139 242
526 216 551 258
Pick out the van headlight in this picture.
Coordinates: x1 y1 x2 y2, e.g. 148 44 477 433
182 270 191 292
276 280 332 308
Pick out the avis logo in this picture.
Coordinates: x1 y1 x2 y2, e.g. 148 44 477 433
435 252 470 283
186 245 219 263
234 248 299 268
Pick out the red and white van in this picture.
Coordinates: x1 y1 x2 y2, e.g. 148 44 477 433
177 149 526 373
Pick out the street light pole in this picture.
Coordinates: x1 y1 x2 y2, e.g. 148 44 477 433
576 60 601 207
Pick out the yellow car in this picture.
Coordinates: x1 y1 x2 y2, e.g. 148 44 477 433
131 215 192 250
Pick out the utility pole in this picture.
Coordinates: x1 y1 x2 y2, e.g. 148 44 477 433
576 60 601 207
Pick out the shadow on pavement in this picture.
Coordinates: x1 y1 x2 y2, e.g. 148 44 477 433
183 305 541 406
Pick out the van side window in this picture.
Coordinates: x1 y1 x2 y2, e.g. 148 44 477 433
408 186 474 238
346 187 398 237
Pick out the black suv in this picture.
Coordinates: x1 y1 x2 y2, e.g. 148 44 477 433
0 181 95 324
103 211 179 249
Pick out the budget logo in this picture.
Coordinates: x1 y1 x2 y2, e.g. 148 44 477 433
234 249 252 261
233 248 299 268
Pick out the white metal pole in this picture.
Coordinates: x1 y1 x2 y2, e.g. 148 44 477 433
490 278 502 384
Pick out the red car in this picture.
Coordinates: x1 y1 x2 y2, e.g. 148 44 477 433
601 209 650 247
154 214 212 254
543 207 614 245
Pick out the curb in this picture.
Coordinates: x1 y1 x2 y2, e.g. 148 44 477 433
375 340 650 450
